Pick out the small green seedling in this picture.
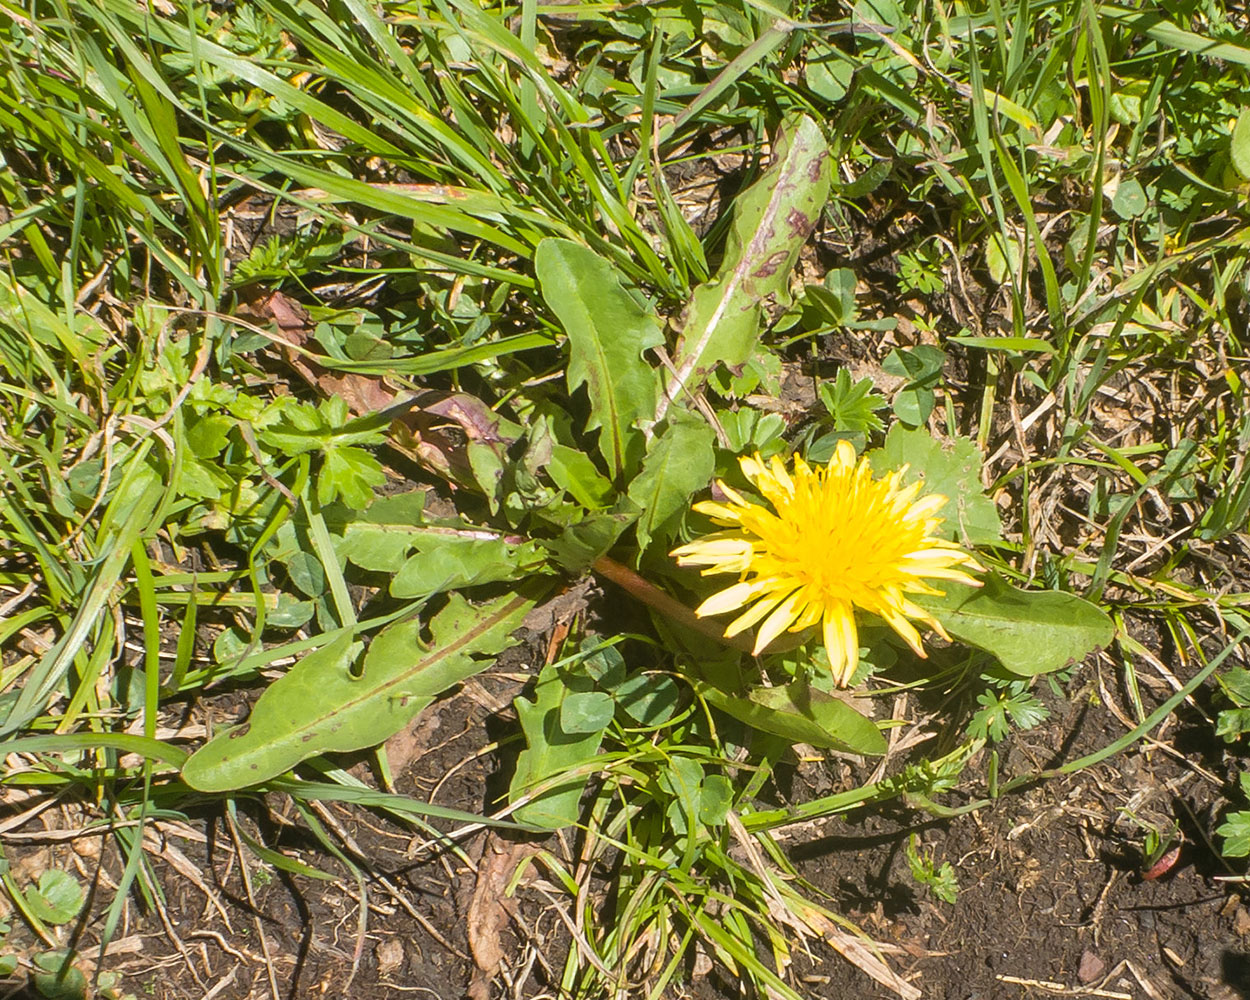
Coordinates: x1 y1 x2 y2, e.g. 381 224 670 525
905 834 958 904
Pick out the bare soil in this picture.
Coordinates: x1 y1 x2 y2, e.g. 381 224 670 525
799 640 1250 1000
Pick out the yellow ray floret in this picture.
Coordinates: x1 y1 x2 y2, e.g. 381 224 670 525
670 441 984 686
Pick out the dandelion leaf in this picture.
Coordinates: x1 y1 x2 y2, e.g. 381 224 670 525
694 677 887 756
535 238 664 480
627 409 716 551
182 592 534 791
336 494 548 597
918 576 1114 676
510 653 614 829
869 426 1003 545
668 114 831 395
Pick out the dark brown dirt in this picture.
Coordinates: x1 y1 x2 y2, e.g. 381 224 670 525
790 648 1250 1000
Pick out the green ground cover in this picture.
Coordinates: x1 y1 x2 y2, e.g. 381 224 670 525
2 0 1250 996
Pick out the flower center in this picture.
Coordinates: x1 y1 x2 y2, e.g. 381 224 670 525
747 469 927 603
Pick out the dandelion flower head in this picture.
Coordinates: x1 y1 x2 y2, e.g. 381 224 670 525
671 441 984 686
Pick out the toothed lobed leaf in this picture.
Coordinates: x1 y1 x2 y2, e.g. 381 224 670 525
183 592 534 791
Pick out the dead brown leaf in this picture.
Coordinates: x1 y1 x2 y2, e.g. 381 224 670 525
521 578 595 635
382 711 443 776
1234 904 1250 938
467 833 536 1000
234 286 401 416
375 937 405 976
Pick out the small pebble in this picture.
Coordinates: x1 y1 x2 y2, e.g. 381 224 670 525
1078 950 1106 984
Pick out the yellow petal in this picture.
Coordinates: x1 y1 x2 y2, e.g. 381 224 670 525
792 599 823 630
696 581 761 617
881 609 925 656
898 565 982 587
725 591 789 637
671 535 754 571
831 439 856 470
823 614 849 684
904 493 947 519
822 604 859 686
691 500 744 523
716 480 751 507
769 452 797 494
754 591 805 653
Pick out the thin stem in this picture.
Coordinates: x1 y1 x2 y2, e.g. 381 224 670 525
592 555 756 653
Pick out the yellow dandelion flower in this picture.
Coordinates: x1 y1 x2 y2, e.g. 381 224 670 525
670 441 984 686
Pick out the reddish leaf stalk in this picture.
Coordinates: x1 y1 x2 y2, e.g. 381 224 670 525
592 555 756 653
